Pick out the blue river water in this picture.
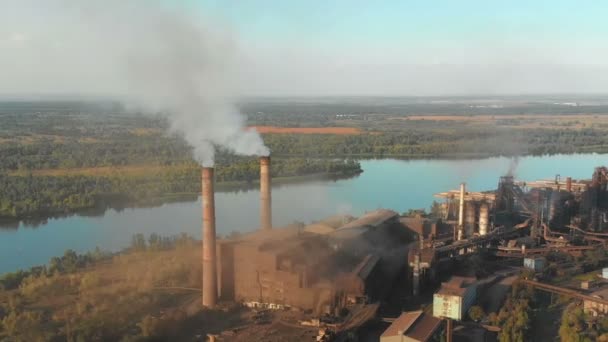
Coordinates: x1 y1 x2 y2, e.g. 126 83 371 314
1 154 607 274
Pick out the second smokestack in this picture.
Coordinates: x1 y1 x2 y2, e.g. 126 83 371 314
458 183 465 240
260 156 272 230
202 167 218 308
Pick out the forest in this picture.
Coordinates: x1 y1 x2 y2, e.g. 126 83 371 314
3 98 608 219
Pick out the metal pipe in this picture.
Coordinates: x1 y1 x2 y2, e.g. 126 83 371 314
260 156 272 230
202 167 218 308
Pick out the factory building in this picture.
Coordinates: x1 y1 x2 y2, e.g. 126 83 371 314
217 209 407 314
380 310 444 342
433 276 478 321
334 254 384 306
218 228 335 312
400 216 449 241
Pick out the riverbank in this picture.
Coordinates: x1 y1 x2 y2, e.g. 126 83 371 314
0 234 216 341
2 155 608 274
0 157 362 220
0 167 363 224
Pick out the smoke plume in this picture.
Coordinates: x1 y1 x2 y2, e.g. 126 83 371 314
506 156 520 177
0 0 269 166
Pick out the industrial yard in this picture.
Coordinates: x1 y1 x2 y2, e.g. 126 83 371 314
194 157 608 341
5 1 608 340
5 154 608 340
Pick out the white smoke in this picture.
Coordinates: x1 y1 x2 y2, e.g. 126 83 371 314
0 0 269 166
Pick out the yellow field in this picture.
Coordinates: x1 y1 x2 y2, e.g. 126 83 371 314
8 164 188 177
0 135 100 145
129 128 161 136
249 126 363 135
393 114 608 129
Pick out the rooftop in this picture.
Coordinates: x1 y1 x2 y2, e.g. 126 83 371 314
352 254 380 280
337 209 398 230
436 276 477 297
381 310 443 342
303 223 336 235
591 286 608 300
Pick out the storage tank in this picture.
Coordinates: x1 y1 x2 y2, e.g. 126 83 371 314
479 203 489 236
465 202 476 237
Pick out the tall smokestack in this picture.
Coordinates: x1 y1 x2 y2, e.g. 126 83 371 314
458 183 465 240
260 156 272 230
202 167 218 308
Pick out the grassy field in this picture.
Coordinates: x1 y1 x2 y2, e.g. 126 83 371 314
8 164 182 177
250 125 363 135
392 114 608 130
0 242 250 341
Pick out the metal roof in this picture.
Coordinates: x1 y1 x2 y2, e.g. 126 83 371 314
381 310 442 341
337 209 398 230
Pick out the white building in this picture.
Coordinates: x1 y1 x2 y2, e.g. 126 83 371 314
433 276 477 321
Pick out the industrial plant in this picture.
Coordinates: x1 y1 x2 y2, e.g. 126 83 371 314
199 158 608 341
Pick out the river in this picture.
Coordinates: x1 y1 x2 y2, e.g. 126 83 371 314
1 154 607 274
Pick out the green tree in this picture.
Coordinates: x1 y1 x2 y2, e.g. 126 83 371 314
468 305 485 322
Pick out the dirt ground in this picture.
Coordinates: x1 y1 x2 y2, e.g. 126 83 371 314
211 310 320 342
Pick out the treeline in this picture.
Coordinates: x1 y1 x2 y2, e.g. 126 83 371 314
489 279 536 342
0 135 192 171
263 128 608 157
6 128 608 172
0 249 108 291
0 234 194 290
0 158 362 219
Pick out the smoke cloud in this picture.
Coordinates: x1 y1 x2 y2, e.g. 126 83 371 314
0 0 269 166
506 156 520 177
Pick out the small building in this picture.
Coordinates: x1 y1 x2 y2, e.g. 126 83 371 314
433 276 477 321
523 257 546 272
584 287 608 317
581 280 598 290
380 310 444 342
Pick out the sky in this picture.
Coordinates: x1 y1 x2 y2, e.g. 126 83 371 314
1 0 608 97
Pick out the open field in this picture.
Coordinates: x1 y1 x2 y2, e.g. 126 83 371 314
392 114 608 129
250 126 363 135
8 164 180 177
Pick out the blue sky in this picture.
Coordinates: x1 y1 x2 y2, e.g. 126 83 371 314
1 0 608 96
197 1 607 47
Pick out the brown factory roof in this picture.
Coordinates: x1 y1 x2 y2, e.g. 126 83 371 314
316 214 356 228
436 276 477 297
352 254 380 280
303 223 336 235
591 287 608 300
329 226 369 240
337 209 398 230
400 217 437 236
381 311 442 341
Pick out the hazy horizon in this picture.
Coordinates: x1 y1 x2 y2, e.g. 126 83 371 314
2 1 608 97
